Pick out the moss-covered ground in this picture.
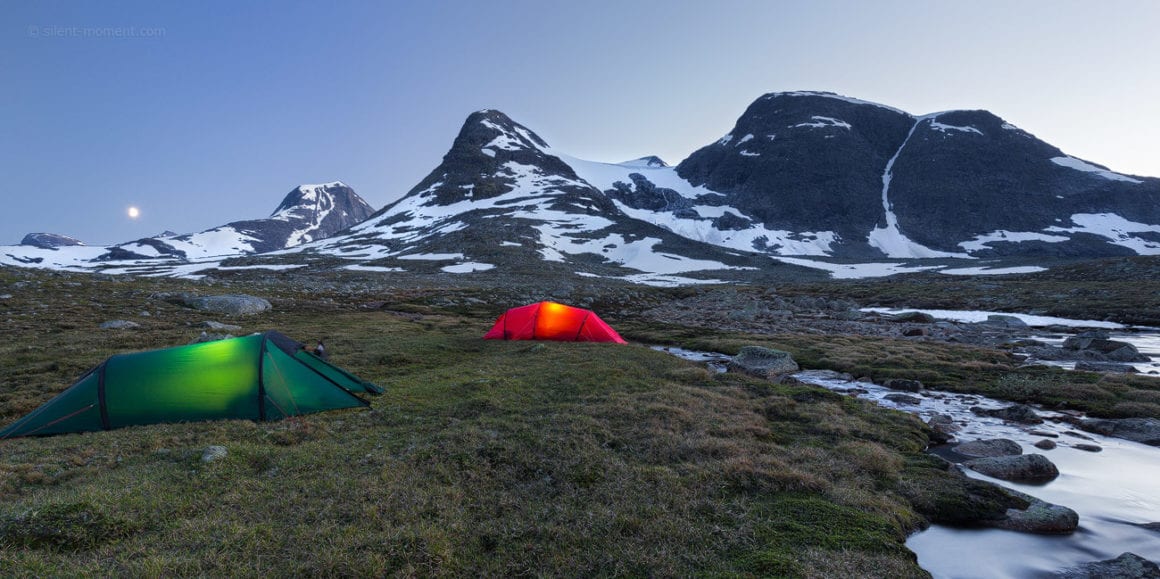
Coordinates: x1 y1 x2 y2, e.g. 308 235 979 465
1 266 1156 576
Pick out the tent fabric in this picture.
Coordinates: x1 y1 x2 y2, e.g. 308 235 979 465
483 301 627 343
0 331 382 439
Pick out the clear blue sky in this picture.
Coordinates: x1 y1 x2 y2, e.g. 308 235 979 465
3 0 1158 245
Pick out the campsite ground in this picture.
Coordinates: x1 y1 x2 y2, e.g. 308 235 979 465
1 263 1159 576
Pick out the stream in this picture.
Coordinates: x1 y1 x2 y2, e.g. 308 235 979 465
653 321 1160 578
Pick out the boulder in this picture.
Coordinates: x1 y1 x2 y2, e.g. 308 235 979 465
884 393 923 405
99 320 140 330
1072 443 1102 452
191 332 235 344
890 311 936 324
971 403 1044 424
955 438 1023 458
883 378 924 392
727 346 799 379
988 489 1078 535
1053 552 1160 578
199 321 243 331
201 446 228 463
1063 332 1150 363
168 293 272 316
1075 361 1139 373
1034 439 1057 450
902 327 929 337
1079 418 1160 446
980 314 1030 329
965 453 1059 483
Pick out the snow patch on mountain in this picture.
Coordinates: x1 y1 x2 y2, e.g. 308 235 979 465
792 116 852 130
1046 213 1160 254
773 257 942 279
928 120 982 135
869 117 973 259
1051 157 1143 184
958 230 1071 252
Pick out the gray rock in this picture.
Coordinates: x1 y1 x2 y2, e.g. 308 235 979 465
890 311 936 324
955 438 1023 458
1053 552 1160 578
883 378 924 392
884 393 922 405
0 294 12 299
180 294 271 316
971 403 1043 424
1072 443 1102 452
1080 418 1160 446
966 453 1060 483
100 320 140 330
200 320 243 331
980 314 1030 329
989 489 1078 535
1035 439 1057 450
1063 333 1150 363
201 446 228 463
927 414 960 433
1075 361 1139 373
191 332 235 344
728 346 799 379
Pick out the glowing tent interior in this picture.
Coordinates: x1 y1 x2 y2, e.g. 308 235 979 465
0 331 382 438
483 301 628 343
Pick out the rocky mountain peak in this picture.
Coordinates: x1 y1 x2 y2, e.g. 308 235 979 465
21 232 85 249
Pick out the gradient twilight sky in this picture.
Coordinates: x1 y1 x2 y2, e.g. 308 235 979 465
3 0 1159 245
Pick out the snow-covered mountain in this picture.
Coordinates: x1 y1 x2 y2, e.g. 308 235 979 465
1 182 374 272
99 182 373 261
297 110 776 285
21 233 85 249
4 91 1159 282
676 91 1160 258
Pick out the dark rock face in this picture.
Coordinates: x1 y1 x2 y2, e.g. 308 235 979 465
21 233 85 249
675 92 1160 258
1053 552 1160 578
607 173 694 213
677 92 914 257
965 453 1060 483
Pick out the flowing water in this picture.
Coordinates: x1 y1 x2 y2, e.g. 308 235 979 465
654 327 1160 578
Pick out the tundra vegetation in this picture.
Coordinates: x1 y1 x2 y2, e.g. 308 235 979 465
1 265 1157 577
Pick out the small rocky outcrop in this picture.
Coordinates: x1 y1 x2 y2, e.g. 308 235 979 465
165 293 272 316
970 403 1043 424
199 321 242 331
1079 418 1160 446
977 314 1029 329
1035 439 1057 450
727 346 799 379
1075 361 1139 373
884 393 922 405
890 311 936 324
988 489 1078 535
201 446 228 463
965 453 1060 483
1062 331 1150 363
955 439 1022 458
100 320 140 330
1053 552 1160 578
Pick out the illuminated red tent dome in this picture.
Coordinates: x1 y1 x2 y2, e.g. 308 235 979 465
483 301 628 343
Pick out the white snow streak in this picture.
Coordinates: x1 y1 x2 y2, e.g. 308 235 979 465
1051 157 1143 184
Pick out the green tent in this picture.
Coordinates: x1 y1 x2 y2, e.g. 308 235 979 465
0 331 383 438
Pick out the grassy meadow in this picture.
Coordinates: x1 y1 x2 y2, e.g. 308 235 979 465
1 267 1157 576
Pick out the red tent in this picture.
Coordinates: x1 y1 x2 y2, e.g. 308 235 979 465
483 301 628 343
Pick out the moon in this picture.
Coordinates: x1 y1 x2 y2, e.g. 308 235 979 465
127 206 140 219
